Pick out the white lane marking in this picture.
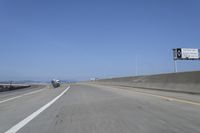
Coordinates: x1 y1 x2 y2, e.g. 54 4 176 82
4 86 70 133
0 89 44 104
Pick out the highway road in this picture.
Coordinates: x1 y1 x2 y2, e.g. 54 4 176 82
0 84 200 133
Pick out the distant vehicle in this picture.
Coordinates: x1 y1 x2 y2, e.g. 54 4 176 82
90 78 97 81
51 79 61 88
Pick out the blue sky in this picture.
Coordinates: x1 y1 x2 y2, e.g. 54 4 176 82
0 0 200 81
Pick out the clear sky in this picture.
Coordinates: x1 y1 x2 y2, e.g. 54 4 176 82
0 0 200 81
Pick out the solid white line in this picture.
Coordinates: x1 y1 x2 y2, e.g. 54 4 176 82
4 86 70 133
0 89 44 104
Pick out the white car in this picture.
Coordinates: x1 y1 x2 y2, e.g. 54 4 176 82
51 79 61 88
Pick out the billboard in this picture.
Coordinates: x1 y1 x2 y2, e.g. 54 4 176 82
173 48 200 60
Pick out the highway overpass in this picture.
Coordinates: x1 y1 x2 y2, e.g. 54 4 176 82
0 72 200 133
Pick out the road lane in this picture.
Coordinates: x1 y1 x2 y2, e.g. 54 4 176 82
86 83 200 105
5 86 70 133
16 84 200 133
0 89 44 104
0 85 67 133
0 85 47 101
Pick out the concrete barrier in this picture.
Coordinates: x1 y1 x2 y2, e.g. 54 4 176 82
0 84 31 92
93 71 200 94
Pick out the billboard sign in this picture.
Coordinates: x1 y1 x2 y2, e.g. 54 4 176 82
173 48 200 60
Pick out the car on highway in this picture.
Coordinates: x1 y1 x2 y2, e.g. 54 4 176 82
51 79 61 88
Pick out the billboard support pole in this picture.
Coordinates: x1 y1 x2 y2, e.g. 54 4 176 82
174 60 177 73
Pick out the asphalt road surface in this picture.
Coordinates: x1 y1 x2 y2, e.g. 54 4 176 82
0 84 200 133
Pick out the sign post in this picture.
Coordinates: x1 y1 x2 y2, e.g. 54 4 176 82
173 48 200 72
174 60 177 73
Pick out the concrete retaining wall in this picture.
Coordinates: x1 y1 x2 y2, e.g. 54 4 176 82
0 84 31 92
94 71 200 94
